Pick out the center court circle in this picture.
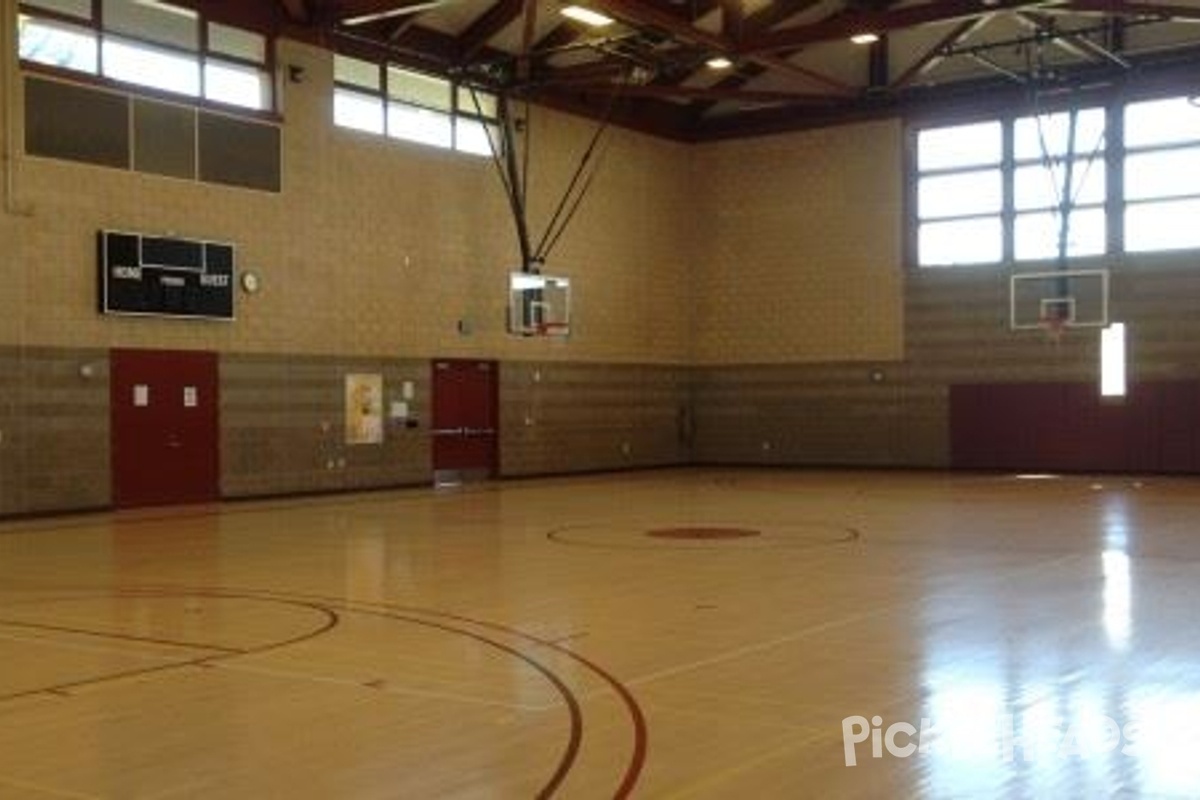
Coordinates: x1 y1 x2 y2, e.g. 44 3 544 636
645 526 761 540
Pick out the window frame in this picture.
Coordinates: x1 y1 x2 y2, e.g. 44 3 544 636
907 91 1200 268
1122 97 1200 254
332 53 501 158
17 1 277 116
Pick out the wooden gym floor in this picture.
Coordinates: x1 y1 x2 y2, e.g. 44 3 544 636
2 468 1200 799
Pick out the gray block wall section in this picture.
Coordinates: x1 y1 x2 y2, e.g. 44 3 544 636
8 254 1199 518
0 346 111 516
0 350 692 516
501 362 692 476
220 354 432 498
690 261 1200 469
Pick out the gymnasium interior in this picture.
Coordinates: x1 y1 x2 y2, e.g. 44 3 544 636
4 0 1200 796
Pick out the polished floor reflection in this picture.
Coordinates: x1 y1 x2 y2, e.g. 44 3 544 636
2 469 1200 798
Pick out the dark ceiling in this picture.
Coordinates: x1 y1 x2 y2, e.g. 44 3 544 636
192 0 1200 138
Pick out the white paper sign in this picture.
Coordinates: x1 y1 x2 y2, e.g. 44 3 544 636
133 385 149 407
184 386 198 408
390 401 409 419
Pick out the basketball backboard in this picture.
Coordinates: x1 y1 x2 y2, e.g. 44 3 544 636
508 272 571 337
1010 269 1109 330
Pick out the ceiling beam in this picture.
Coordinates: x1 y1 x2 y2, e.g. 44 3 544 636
1013 11 1094 59
1059 0 1200 20
740 0 1061 55
585 0 857 95
743 0 827 37
531 23 586 58
568 83 844 104
652 0 822 97
531 0 720 66
278 0 310 23
586 0 736 52
338 0 450 25
662 0 847 123
722 0 746 40
458 0 524 61
868 35 889 88
889 16 989 88
754 54 857 94
386 15 422 42
529 58 632 85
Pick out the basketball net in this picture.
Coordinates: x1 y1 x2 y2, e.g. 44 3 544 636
1039 314 1067 345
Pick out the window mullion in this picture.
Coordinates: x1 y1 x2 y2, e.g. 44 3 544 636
1003 116 1014 265
1107 101 1124 255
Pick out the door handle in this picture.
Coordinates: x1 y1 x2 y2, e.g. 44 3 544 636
431 427 465 436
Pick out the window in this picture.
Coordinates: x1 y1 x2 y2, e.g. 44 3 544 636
103 37 201 96
333 55 499 157
915 121 1002 266
205 22 271 109
913 96 1200 266
22 0 91 17
333 54 384 134
18 14 98 72
1012 108 1106 260
387 65 453 148
17 1 273 112
456 85 499 157
1124 97 1200 253
915 110 1107 267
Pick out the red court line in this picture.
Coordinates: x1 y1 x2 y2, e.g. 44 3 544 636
4 582 646 798
344 606 583 800
182 585 650 800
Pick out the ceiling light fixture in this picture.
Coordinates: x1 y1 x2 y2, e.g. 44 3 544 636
562 5 615 28
706 56 733 69
850 32 880 45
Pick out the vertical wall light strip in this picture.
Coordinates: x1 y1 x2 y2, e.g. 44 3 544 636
1101 322 1127 397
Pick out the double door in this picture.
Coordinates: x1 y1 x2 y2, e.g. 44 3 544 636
110 349 219 508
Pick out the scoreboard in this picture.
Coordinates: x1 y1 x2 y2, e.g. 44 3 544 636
99 230 235 320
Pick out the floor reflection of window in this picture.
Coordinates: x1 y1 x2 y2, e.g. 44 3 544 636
1101 495 1132 649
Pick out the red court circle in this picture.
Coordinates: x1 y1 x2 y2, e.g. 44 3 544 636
645 526 761 540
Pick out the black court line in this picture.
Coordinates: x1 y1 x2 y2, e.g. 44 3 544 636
1 587 590 799
0 617 246 655
545 521 863 552
0 596 339 703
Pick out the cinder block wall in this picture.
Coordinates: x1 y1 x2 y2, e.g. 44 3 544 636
689 122 1200 469
0 38 696 514
7 31 1200 515
500 361 691 476
1 40 693 361
221 354 432 497
0 347 109 514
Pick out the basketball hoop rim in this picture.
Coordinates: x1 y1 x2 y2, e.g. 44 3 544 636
1038 314 1068 341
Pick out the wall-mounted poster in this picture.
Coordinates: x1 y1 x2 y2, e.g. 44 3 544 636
345 373 383 445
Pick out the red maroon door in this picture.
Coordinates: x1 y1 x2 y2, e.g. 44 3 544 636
431 359 498 483
111 349 220 508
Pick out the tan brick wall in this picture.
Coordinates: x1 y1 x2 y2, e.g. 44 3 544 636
0 40 692 364
690 120 905 365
